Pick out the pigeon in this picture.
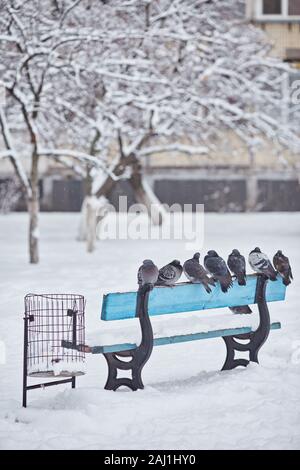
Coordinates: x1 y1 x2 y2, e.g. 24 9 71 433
204 250 233 293
227 250 251 313
249 247 277 281
273 250 293 286
229 305 252 314
137 260 159 288
183 253 215 293
227 249 246 286
156 260 183 287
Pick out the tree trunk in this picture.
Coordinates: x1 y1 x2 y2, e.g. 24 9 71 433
77 196 88 241
78 155 129 242
79 153 165 244
86 196 98 253
78 164 93 242
95 157 130 198
28 153 39 264
245 173 258 211
129 158 165 225
77 155 129 241
78 195 110 245
245 148 258 212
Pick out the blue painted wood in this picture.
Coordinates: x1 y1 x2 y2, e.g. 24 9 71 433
101 275 286 321
91 343 137 354
90 322 281 354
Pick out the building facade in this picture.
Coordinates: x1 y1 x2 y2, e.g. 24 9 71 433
246 0 300 62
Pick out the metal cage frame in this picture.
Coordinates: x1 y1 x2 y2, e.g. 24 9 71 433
22 293 85 407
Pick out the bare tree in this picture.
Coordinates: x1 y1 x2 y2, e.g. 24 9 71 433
0 0 106 262
0 0 299 259
58 0 300 233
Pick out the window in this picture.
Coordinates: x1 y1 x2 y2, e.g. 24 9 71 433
257 0 300 19
288 0 300 15
286 48 300 61
263 0 282 14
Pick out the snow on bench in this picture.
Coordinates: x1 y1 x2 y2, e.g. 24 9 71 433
63 274 286 391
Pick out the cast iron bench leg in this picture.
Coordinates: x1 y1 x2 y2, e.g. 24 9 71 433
222 274 271 371
103 284 154 391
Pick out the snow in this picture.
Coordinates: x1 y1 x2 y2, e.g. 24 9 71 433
31 227 39 240
28 361 86 378
0 212 299 450
88 310 261 348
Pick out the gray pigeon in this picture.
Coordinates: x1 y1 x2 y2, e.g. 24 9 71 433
183 253 215 293
273 250 293 286
228 249 252 313
204 250 233 293
137 260 159 288
229 305 252 314
156 260 183 287
228 249 246 286
249 247 277 281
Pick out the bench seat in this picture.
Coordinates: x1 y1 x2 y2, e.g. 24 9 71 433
88 322 281 354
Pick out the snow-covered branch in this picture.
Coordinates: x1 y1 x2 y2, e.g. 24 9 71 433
0 106 32 196
138 144 209 157
38 149 105 170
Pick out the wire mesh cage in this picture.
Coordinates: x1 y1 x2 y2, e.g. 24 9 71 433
24 293 86 378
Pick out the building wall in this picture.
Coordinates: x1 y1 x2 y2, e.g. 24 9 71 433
154 178 300 212
1 171 299 213
254 21 300 61
246 0 300 61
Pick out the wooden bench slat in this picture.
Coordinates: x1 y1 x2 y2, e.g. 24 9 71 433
101 275 286 321
90 321 281 354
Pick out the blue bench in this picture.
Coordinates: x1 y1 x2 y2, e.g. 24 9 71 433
63 274 286 391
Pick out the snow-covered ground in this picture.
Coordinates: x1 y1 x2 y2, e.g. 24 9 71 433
0 212 299 450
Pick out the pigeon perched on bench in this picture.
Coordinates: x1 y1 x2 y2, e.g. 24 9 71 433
204 250 233 293
228 249 246 286
183 253 215 293
156 260 183 287
249 247 277 281
227 250 252 313
137 260 159 288
273 250 293 286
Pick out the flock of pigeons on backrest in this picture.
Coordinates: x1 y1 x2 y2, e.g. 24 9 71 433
138 248 293 293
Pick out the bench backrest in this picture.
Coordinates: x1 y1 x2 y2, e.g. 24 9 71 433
101 274 286 321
